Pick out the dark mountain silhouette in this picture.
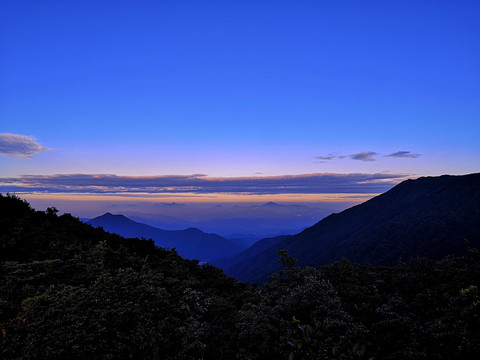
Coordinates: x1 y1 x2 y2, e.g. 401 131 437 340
88 213 244 261
212 235 291 270
224 173 480 283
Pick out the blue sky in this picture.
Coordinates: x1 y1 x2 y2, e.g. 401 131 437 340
1 0 479 208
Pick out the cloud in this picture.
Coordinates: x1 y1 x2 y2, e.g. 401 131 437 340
0 172 409 195
314 154 346 163
350 151 378 162
315 155 336 161
0 133 50 158
316 150 419 163
386 151 420 158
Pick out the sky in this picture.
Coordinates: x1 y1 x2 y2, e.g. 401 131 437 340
1 0 479 215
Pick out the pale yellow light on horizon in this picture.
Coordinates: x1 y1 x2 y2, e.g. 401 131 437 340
17 192 379 204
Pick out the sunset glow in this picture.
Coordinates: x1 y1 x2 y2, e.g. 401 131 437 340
1 1 479 217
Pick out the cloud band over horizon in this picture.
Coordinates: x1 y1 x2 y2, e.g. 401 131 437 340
0 172 409 196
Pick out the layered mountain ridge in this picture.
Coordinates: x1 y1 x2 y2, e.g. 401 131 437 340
220 173 480 283
88 212 244 261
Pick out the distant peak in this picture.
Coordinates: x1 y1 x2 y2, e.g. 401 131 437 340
157 202 186 207
262 201 281 207
98 212 127 219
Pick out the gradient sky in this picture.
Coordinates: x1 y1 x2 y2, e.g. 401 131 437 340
1 1 479 210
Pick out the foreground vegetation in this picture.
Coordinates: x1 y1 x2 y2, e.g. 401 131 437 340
1 194 479 359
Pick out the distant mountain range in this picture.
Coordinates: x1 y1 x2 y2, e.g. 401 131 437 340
88 213 244 262
111 202 333 244
218 173 480 283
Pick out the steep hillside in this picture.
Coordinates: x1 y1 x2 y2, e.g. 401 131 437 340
0 194 251 359
225 173 480 283
88 212 244 261
212 234 290 269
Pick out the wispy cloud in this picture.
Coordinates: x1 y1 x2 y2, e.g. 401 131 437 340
0 133 50 158
386 151 420 158
315 155 336 161
350 151 378 162
317 150 416 163
314 154 346 163
0 173 408 195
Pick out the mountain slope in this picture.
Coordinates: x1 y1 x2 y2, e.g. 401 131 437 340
3 193 480 359
88 213 244 261
211 234 290 269
226 173 480 283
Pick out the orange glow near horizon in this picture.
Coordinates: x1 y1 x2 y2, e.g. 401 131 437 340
17 192 378 204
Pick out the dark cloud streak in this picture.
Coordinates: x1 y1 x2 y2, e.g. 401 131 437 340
315 155 336 161
0 173 408 195
386 151 420 158
350 152 378 161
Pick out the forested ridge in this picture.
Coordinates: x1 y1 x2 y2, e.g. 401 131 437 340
1 194 479 359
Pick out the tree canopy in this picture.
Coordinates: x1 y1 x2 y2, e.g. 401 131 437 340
1 193 479 359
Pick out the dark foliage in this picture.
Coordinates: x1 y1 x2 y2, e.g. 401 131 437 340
1 193 479 359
